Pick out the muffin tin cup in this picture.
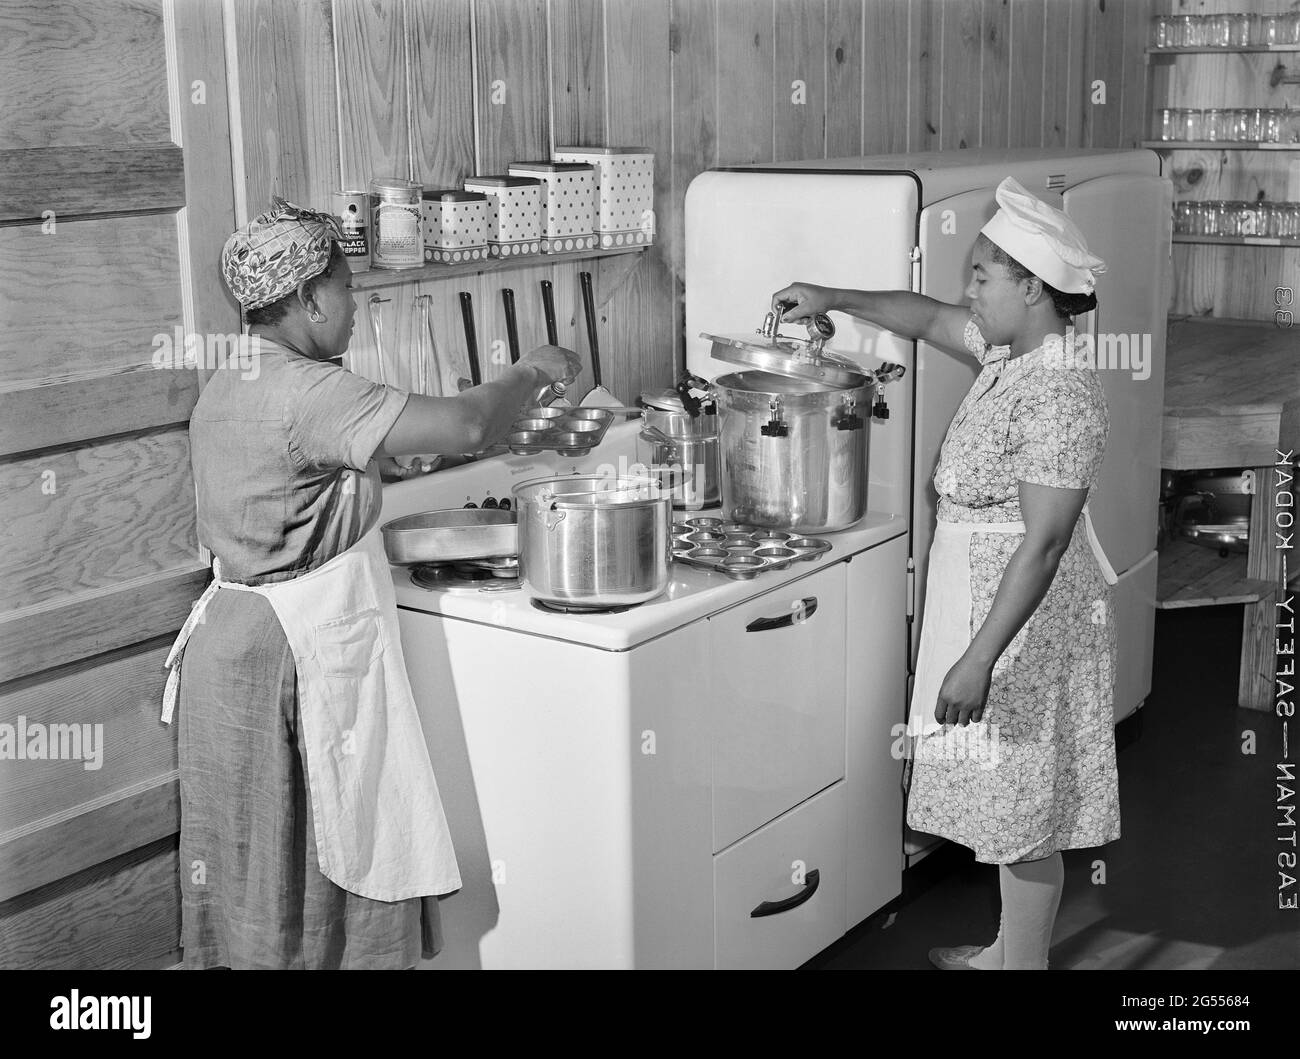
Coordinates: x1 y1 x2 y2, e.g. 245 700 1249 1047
671 520 832 579
506 407 615 455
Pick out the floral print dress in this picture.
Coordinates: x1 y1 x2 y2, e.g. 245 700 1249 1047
905 317 1120 864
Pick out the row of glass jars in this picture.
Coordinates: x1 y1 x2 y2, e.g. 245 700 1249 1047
1174 200 1300 239
1151 12 1300 48
1157 107 1299 144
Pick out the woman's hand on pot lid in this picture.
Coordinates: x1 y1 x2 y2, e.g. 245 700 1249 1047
772 282 838 323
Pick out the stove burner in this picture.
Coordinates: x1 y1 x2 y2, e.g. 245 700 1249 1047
411 562 522 592
531 598 638 615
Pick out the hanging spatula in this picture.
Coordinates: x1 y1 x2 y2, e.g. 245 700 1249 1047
578 270 622 408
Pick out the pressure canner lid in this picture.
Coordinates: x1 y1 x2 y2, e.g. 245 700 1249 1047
701 332 868 388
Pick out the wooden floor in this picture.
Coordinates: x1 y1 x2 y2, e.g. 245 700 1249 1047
809 604 1297 971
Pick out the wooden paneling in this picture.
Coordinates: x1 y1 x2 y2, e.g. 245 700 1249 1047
979 0 1011 149
937 0 983 151
0 366 199 458
473 0 549 173
861 0 912 154
0 836 180 969
716 0 775 165
825 0 863 156
337 0 410 187
549 0 606 149
1084 0 1126 149
0 0 171 150
229 0 341 217
0 144 185 222
1 430 198 610
0 566 208 684
602 0 674 395
774 0 826 163
0 642 176 837
173 0 241 369
0 775 178 904
408 0 475 188
1009 0 1046 148
0 215 184 386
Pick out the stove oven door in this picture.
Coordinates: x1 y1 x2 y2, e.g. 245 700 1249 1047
708 562 847 852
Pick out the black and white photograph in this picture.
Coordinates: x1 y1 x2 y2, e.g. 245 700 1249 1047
0 0 1295 1027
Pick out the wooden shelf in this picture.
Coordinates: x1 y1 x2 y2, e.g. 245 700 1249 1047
350 245 646 292
1172 233 1300 247
1156 539 1274 609
1142 140 1300 151
1147 45 1300 57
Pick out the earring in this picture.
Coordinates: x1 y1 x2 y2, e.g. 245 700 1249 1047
309 310 325 323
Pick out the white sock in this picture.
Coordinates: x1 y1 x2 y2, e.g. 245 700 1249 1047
967 907 1005 970
1000 852 1064 970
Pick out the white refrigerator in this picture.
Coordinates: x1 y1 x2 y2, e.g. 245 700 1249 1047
684 148 1171 771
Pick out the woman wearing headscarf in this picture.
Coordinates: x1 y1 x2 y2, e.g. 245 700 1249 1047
774 177 1118 970
161 198 582 969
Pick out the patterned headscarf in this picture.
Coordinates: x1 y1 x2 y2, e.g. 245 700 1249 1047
221 196 347 311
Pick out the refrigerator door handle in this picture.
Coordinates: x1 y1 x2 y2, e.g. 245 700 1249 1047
910 245 922 293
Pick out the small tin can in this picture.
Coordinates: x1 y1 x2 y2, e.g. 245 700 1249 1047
422 189 489 263
369 177 423 269
463 175 542 257
331 190 371 272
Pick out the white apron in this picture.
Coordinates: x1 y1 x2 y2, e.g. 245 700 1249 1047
906 505 1117 740
161 527 462 903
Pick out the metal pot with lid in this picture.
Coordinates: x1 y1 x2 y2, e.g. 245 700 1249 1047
637 379 721 509
701 308 905 533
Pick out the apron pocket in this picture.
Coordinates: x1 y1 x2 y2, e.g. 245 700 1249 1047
316 607 384 677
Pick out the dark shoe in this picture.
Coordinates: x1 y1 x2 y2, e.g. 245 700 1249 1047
927 944 986 970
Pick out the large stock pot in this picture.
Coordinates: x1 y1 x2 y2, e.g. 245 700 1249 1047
702 311 903 534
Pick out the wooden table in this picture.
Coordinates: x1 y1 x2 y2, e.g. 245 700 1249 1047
1159 317 1300 710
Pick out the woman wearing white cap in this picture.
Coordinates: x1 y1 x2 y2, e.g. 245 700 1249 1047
774 177 1118 971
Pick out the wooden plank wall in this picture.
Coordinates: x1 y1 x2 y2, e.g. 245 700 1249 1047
1150 0 1300 321
229 0 673 409
0 0 236 969
232 0 1150 395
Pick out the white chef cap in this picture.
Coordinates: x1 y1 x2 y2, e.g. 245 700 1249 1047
979 177 1106 295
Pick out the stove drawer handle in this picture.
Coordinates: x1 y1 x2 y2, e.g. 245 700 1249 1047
746 596 818 632
750 869 820 918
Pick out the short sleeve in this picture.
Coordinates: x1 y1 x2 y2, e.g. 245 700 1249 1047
1010 381 1108 490
962 315 985 356
287 360 410 471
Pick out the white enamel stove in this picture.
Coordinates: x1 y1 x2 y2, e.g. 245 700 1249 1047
383 420 908 968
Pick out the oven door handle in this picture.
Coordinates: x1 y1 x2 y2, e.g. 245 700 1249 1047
750 869 820 918
746 596 818 632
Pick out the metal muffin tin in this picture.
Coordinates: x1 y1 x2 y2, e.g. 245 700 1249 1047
506 406 616 457
671 517 832 579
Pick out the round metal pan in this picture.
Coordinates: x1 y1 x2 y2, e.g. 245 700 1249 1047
381 509 518 565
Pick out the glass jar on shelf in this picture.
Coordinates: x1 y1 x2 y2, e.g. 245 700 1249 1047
1229 12 1252 47
1150 15 1173 48
1206 13 1232 48
1202 108 1229 142
1180 108 1205 141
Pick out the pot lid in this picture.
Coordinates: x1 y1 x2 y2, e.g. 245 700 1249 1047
639 388 687 412
701 332 868 388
